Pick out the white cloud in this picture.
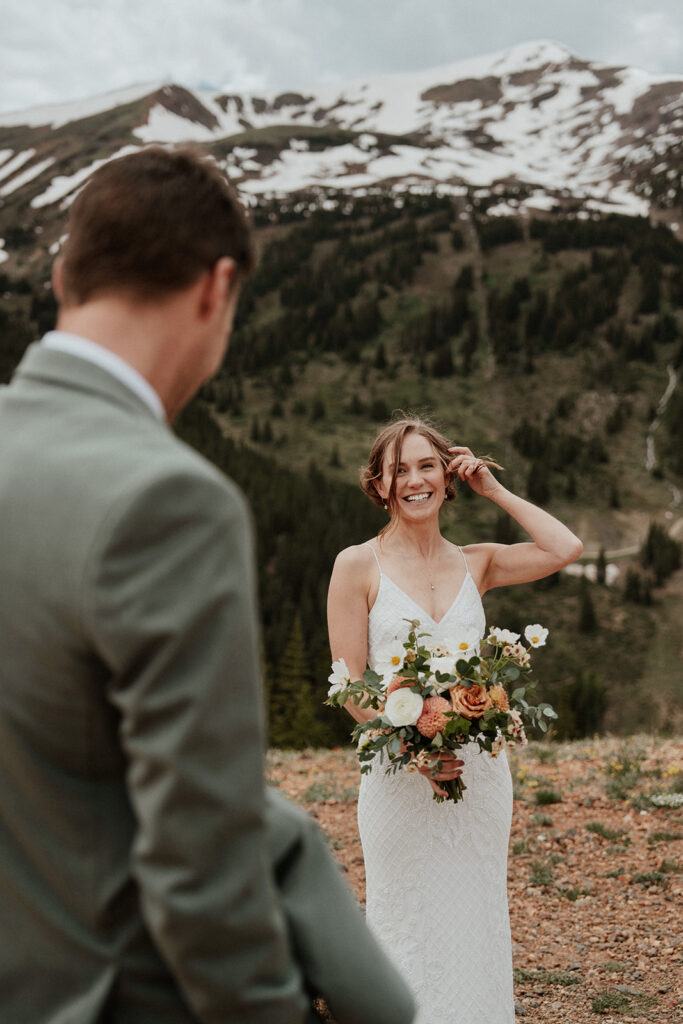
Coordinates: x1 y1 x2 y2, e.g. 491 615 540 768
0 0 681 115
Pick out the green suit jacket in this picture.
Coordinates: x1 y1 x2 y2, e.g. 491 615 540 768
0 344 414 1024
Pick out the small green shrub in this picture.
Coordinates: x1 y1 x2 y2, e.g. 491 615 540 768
600 960 627 972
561 887 591 901
533 812 554 826
647 830 683 845
604 747 644 800
513 967 581 986
535 788 562 805
591 990 630 1014
301 781 358 803
585 821 630 843
529 859 554 887
632 870 667 888
534 745 558 764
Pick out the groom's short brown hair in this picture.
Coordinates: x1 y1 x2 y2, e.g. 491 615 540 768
60 146 255 304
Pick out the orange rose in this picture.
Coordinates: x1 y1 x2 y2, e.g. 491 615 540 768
449 683 492 719
488 684 509 711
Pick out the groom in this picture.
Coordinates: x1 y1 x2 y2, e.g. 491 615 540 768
0 148 414 1023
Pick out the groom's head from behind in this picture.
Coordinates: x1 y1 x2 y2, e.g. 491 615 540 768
53 146 255 419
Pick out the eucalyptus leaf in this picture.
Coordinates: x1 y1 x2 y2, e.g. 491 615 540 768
363 669 383 687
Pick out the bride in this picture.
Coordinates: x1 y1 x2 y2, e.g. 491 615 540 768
327 417 582 1024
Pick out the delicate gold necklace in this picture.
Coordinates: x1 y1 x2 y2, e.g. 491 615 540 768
417 550 438 591
392 543 440 591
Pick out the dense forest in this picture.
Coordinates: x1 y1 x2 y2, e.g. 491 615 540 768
1 191 682 744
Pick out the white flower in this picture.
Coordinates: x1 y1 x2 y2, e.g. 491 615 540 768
504 643 525 660
490 736 506 758
384 640 405 674
524 624 549 648
650 792 683 808
452 626 482 660
385 687 424 727
506 709 527 747
431 654 458 690
357 729 377 751
327 657 350 697
487 627 520 645
426 641 451 657
507 708 524 733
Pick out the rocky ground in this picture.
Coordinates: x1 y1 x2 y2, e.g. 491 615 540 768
267 736 682 1023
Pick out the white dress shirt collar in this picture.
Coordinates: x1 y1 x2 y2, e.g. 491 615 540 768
42 331 166 422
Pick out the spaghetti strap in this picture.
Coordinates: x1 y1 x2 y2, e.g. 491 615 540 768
365 542 383 575
458 545 469 573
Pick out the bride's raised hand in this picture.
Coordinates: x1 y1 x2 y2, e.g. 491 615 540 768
417 752 464 798
448 445 503 498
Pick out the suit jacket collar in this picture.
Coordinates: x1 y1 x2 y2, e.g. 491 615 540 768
12 343 169 426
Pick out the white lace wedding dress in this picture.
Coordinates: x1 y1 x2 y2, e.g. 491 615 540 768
357 545 515 1024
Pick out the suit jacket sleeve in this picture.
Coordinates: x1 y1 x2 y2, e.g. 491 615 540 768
85 466 308 1024
266 790 415 1024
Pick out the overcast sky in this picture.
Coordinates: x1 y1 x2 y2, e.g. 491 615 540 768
1 0 681 114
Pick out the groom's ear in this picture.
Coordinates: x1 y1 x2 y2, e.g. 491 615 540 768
197 258 238 321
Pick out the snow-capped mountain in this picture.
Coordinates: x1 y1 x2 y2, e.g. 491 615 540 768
0 39 681 266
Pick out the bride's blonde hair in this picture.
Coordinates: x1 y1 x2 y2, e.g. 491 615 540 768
360 416 456 523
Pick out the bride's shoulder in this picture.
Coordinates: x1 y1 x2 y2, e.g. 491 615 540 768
333 541 377 575
459 541 496 558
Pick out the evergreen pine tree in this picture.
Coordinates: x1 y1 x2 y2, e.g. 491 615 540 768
261 418 274 443
596 548 607 585
527 461 551 504
578 576 598 632
269 616 324 749
565 470 577 499
623 568 642 603
374 341 387 370
570 669 606 737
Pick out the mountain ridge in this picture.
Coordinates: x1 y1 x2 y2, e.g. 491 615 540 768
0 38 680 269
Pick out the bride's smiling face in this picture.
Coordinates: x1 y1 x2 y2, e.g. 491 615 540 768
378 431 448 519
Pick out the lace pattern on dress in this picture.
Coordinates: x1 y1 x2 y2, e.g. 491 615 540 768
357 544 515 1024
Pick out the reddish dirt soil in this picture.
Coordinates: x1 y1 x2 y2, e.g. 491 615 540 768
268 737 682 1023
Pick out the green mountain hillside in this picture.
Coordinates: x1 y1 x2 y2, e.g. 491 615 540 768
2 194 682 743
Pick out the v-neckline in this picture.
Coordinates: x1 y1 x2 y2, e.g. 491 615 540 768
378 571 474 626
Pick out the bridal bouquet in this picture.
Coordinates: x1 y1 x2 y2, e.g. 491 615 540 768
325 619 557 803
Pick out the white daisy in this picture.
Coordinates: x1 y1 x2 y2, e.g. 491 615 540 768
524 624 549 648
327 657 350 697
487 626 520 645
452 626 482 660
384 640 406 674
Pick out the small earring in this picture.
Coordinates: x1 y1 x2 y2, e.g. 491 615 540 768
383 502 388 511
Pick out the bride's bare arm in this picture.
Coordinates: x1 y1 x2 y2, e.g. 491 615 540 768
327 546 378 724
449 445 583 592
